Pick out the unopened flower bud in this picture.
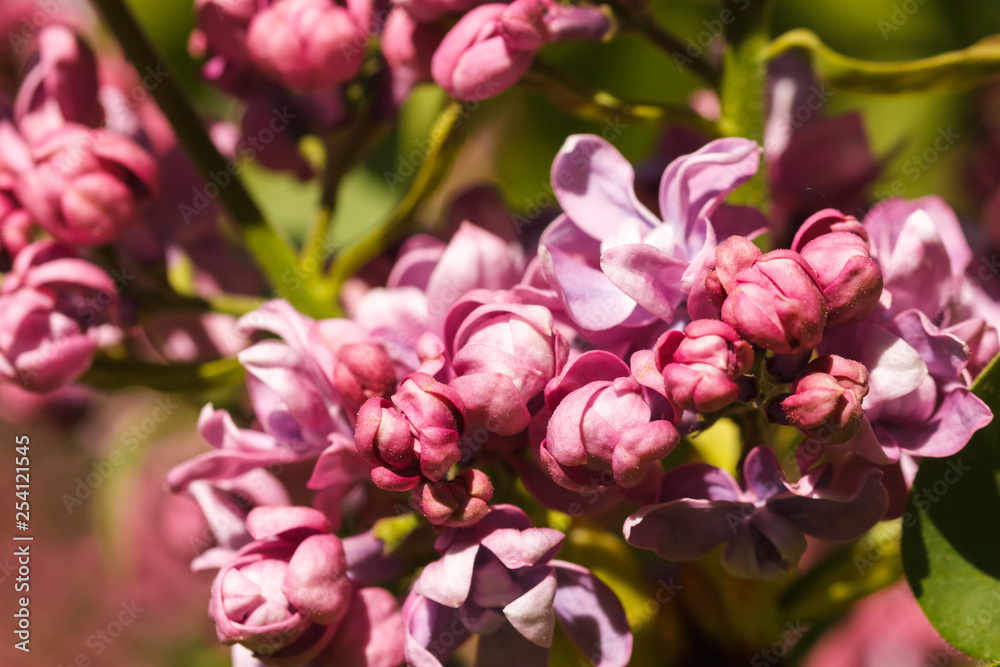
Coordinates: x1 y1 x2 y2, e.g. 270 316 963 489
17 125 157 245
210 507 352 660
246 0 372 90
334 342 396 410
655 319 754 413
781 354 868 444
354 374 465 490
431 0 611 101
543 370 678 490
412 469 493 528
718 239 826 354
793 209 883 326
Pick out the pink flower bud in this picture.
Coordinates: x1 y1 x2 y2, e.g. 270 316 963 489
17 125 158 245
334 342 396 411
445 294 565 435
354 373 465 490
210 507 353 661
355 398 419 490
781 354 869 444
0 241 121 392
246 0 372 90
431 0 611 101
655 319 754 413
412 469 493 527
792 209 883 326
542 371 679 490
716 238 826 354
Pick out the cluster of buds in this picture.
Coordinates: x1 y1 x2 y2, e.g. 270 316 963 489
164 133 996 666
1 26 158 253
190 0 613 136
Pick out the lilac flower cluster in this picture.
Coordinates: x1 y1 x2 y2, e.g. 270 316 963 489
167 126 996 664
0 21 165 391
4 1 998 665
189 0 612 157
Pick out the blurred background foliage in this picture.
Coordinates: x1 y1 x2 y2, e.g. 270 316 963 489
123 0 1000 250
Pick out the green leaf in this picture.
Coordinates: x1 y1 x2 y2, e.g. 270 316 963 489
902 352 1000 661
372 512 422 555
719 0 775 211
769 29 1000 95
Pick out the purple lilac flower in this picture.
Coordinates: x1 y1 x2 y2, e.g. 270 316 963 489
404 504 632 666
624 447 888 580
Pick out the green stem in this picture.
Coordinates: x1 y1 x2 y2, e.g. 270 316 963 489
522 63 720 136
769 28 1000 95
81 356 245 392
301 117 384 270
88 0 334 318
327 100 467 289
605 0 721 88
719 0 775 211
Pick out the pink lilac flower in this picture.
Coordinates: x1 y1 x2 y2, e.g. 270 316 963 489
167 301 373 505
354 372 466 491
791 209 883 326
0 240 122 392
404 504 632 667
801 583 976 667
350 220 523 371
780 354 869 444
431 0 612 101
654 319 755 413
709 235 827 354
0 119 33 255
16 123 158 245
624 447 888 580
209 506 403 666
443 289 568 436
539 135 763 333
13 25 103 142
765 54 880 239
536 350 678 492
381 8 446 105
805 199 996 464
412 468 494 527
246 0 373 91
